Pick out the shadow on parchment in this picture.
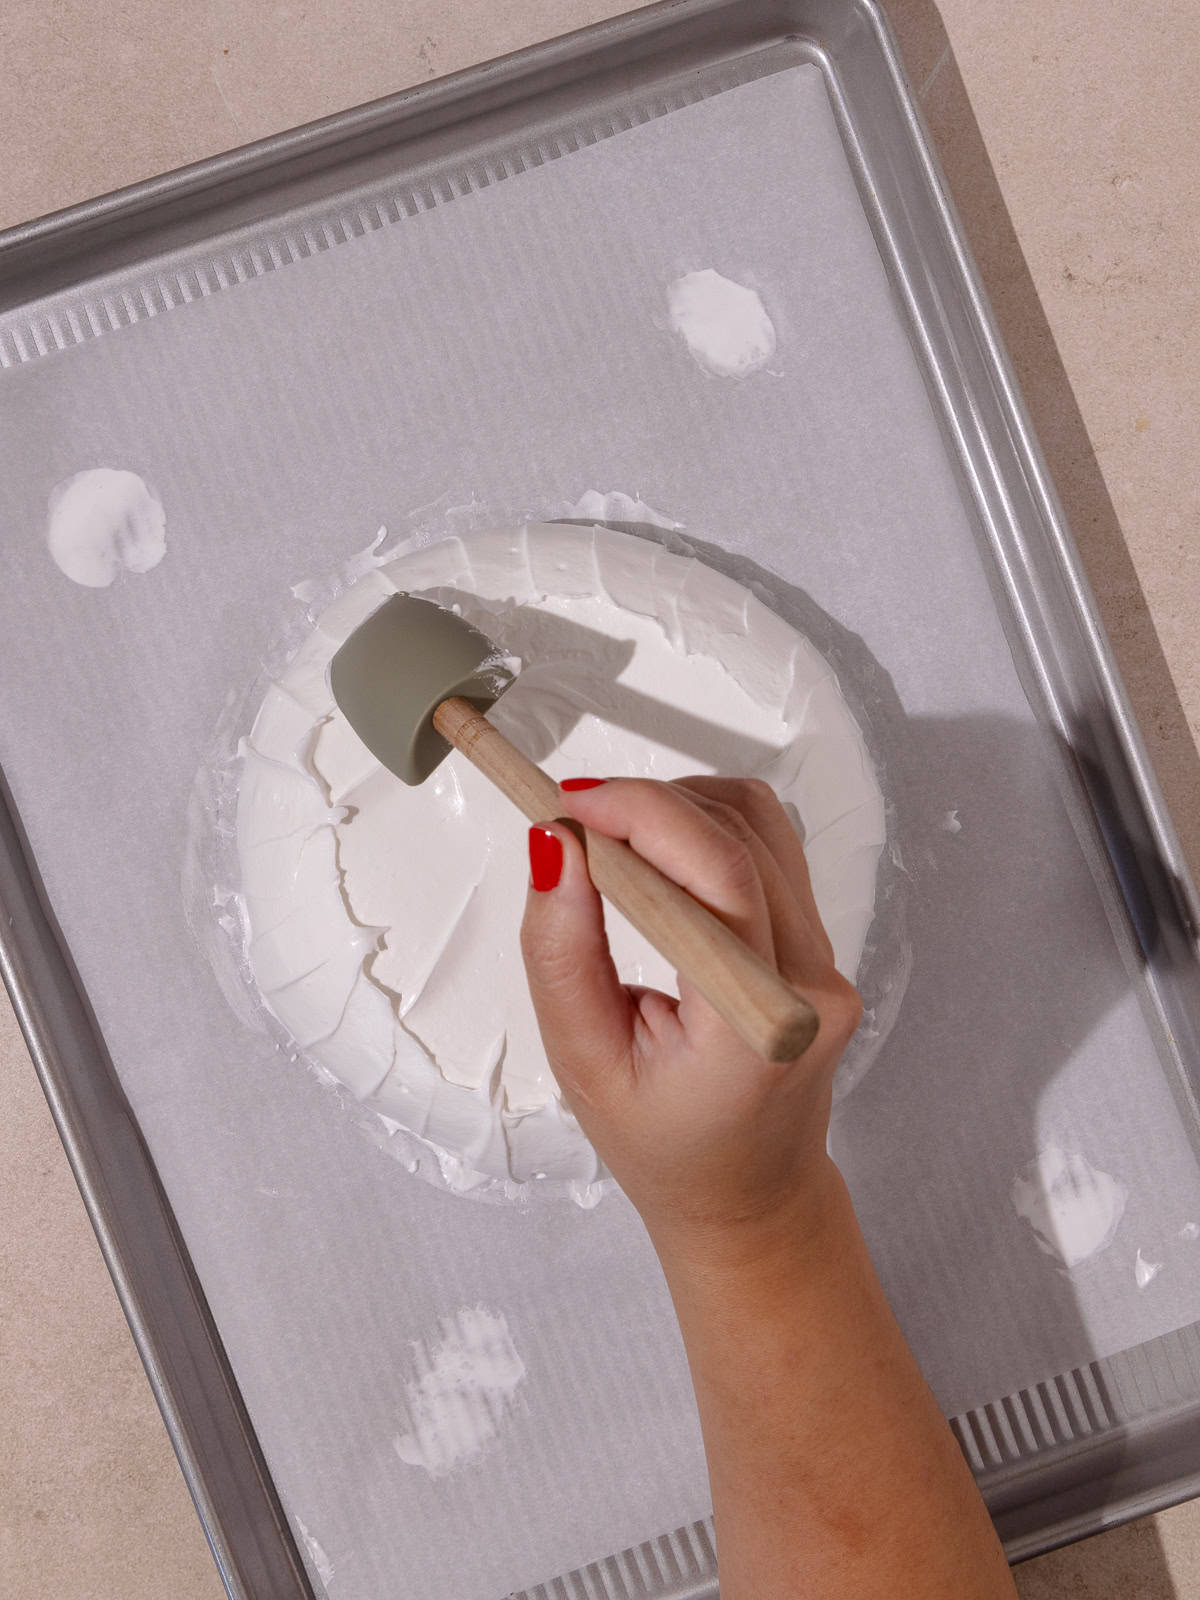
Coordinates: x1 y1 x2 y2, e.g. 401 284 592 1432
575 509 1186 1583
885 0 1200 888
863 3 1194 1585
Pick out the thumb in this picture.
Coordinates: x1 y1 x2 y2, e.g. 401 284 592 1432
520 820 635 1108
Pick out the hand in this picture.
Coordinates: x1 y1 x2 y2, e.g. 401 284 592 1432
520 777 862 1247
524 779 1018 1600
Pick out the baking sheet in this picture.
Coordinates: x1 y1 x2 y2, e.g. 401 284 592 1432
2 59 1200 1599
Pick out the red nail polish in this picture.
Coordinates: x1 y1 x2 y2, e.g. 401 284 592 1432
529 826 563 891
560 777 607 792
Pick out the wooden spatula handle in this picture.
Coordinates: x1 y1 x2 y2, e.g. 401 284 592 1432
434 697 819 1062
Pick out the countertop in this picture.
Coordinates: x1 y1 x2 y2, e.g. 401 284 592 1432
2 1 1198 1596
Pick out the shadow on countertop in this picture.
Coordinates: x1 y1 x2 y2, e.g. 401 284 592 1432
1013 1507 1186 1599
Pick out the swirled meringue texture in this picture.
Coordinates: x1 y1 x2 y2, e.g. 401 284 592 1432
236 524 884 1197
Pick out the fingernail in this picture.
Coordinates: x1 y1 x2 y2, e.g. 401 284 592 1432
559 777 607 792
528 826 563 891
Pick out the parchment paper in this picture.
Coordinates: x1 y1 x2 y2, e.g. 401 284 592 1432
2 63 1199 1599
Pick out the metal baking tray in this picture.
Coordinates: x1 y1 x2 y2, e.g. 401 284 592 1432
3 0 1200 1592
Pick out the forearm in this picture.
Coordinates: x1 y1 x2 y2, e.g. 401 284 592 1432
653 1162 1018 1600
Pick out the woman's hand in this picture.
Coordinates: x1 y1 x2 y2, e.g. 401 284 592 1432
520 776 861 1247
521 776 1018 1600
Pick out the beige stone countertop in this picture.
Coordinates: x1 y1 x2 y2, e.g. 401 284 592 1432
1 2 1198 1596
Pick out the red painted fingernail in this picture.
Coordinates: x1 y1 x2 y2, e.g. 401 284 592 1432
560 777 607 791
528 826 563 891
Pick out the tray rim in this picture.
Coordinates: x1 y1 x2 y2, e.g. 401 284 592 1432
3 0 1200 1590
0 767 315 1600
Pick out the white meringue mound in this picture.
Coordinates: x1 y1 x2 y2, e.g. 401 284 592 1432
46 467 167 588
235 524 885 1198
667 269 777 378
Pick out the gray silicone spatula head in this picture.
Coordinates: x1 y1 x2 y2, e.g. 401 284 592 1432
329 593 515 785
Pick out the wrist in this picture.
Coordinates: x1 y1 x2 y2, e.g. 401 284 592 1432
646 1157 857 1295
